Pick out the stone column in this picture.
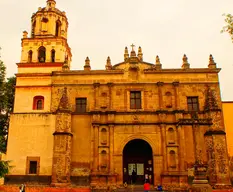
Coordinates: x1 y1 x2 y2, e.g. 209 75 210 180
172 81 180 110
160 124 167 171
51 87 72 187
109 125 114 173
203 86 231 188
157 82 164 110
205 131 231 188
177 125 185 171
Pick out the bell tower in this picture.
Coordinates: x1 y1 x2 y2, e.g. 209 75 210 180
18 0 72 73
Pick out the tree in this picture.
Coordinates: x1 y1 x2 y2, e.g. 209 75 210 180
221 13 233 41
0 58 16 178
0 59 6 152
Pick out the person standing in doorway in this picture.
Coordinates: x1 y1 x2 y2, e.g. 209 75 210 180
131 169 136 184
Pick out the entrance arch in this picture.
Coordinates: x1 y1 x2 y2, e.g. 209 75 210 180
123 139 153 185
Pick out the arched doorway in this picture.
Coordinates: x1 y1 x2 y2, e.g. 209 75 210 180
123 139 153 185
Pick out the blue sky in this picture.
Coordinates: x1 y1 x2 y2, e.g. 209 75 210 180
0 0 233 100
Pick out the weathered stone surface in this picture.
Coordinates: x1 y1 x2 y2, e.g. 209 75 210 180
4 0 233 190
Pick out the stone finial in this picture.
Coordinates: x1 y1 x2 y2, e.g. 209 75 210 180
156 55 161 65
182 54 190 69
62 55 69 71
23 31 28 38
124 47 129 61
58 87 70 111
47 0 56 8
208 54 217 69
137 46 143 61
105 56 112 70
84 57 91 71
155 55 162 70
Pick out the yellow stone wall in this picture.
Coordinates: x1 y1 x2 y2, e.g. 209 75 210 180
6 114 55 175
14 87 52 113
222 102 233 156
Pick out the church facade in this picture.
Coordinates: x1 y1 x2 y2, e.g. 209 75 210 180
4 0 232 189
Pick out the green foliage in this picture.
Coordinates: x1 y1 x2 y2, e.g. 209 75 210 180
0 160 10 178
0 57 16 177
221 13 233 41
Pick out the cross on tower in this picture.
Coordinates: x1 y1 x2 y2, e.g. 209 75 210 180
130 43 135 51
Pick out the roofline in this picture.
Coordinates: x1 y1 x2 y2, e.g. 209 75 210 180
222 101 233 103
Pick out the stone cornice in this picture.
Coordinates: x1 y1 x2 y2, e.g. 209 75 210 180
16 73 52 77
144 68 221 73
204 130 226 136
178 118 212 125
52 70 124 76
15 85 51 88
17 62 63 68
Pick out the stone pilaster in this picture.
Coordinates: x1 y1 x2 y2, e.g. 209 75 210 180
93 125 99 171
157 82 164 110
93 83 100 110
192 124 205 164
173 81 180 110
109 125 114 173
178 125 185 171
160 124 167 171
51 87 72 186
153 155 163 185
107 83 113 110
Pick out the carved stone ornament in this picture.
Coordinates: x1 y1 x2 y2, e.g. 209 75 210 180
58 87 70 111
204 86 219 111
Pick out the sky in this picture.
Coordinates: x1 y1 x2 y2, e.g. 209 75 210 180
0 0 233 100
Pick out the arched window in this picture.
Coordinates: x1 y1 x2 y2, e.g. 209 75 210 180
41 17 48 32
38 46 46 63
31 21 36 37
28 50 33 62
165 91 172 108
55 20 61 36
169 150 176 168
168 128 175 144
33 96 44 110
101 128 107 145
51 49 55 62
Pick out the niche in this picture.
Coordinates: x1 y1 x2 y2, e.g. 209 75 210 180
165 91 172 108
169 150 176 168
100 128 107 145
